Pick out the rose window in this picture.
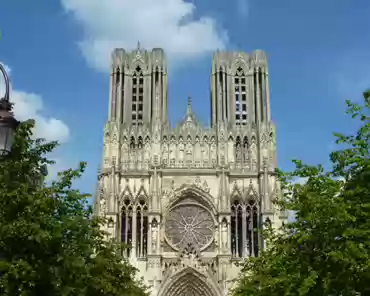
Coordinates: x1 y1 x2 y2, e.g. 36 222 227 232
165 203 214 251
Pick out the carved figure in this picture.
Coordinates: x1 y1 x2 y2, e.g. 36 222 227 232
186 142 193 161
99 190 107 216
228 140 234 163
151 220 158 253
202 144 209 163
194 142 201 162
169 143 176 161
210 143 217 163
221 219 228 250
144 142 151 161
178 142 185 161
236 143 242 161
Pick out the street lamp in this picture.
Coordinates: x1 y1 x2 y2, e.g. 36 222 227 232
0 63 19 155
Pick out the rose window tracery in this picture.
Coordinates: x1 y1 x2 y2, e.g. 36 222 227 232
165 202 214 251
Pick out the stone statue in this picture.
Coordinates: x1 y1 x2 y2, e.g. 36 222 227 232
162 143 168 165
236 144 241 162
137 149 143 170
202 144 209 163
169 143 176 162
250 137 257 170
243 145 249 163
99 190 107 216
151 221 158 253
178 142 185 161
244 241 250 257
194 141 201 163
210 143 217 164
221 219 228 250
129 150 136 170
144 142 151 161
227 140 234 163
186 142 193 162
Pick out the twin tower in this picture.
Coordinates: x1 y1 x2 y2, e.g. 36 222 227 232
108 46 271 128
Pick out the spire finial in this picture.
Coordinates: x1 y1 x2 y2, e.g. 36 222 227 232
137 41 141 50
187 95 192 115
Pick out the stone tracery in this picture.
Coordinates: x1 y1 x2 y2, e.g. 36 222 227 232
231 198 260 258
165 201 214 252
121 196 149 258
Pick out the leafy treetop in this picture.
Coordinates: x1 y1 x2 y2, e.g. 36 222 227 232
232 91 370 296
0 120 148 296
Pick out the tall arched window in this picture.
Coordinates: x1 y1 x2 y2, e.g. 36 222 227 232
121 198 133 258
136 198 148 258
231 198 260 258
235 67 247 125
246 199 259 257
231 200 243 257
132 66 144 125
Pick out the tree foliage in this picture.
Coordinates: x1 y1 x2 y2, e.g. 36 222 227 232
233 91 370 296
0 120 148 296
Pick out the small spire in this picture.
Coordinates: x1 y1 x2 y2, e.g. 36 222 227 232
187 95 192 115
137 40 141 50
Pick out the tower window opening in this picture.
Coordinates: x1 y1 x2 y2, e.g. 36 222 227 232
235 67 247 125
132 67 144 125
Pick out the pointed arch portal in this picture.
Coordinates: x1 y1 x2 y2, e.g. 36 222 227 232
158 268 221 296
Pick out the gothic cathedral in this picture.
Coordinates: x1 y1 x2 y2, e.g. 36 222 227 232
95 46 287 296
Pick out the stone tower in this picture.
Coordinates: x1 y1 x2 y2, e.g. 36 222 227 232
95 45 287 296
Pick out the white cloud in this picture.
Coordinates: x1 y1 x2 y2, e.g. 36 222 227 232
0 63 70 143
61 0 228 72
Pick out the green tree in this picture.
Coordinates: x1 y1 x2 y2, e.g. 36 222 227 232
0 120 148 296
233 91 370 296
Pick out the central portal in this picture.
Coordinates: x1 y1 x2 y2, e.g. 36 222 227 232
158 267 220 296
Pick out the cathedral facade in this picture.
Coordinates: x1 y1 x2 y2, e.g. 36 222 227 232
95 46 287 296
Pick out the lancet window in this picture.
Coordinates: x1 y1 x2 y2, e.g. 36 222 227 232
132 66 144 125
121 198 133 258
136 198 148 258
121 197 149 258
234 67 247 125
231 199 260 258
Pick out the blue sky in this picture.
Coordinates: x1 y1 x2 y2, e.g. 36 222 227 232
0 0 369 197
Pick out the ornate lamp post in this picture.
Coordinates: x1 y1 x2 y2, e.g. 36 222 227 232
0 63 19 155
